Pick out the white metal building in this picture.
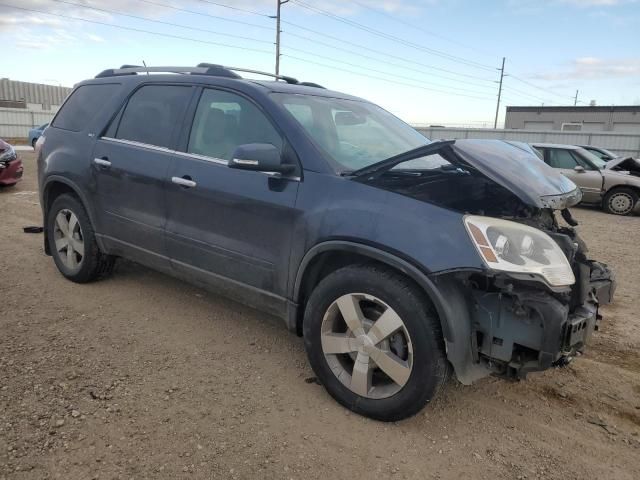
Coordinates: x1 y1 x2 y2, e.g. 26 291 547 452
505 105 640 133
0 79 72 139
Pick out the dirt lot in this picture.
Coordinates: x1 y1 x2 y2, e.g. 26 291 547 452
1 151 639 480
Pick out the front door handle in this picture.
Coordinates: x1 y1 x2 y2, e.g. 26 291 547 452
171 176 197 188
94 157 111 168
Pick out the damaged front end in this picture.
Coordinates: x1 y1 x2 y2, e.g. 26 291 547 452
355 139 616 383
453 212 614 382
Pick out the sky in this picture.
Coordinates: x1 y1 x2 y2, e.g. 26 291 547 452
1 0 639 127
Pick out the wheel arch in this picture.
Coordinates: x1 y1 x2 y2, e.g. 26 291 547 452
42 176 101 255
603 183 640 197
291 241 455 342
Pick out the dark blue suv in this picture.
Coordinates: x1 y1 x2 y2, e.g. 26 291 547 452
37 64 615 421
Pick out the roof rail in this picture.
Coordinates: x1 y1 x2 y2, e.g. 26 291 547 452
95 64 301 85
196 64 299 84
298 81 326 89
95 65 241 79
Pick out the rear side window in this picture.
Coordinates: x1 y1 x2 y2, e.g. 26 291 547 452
115 85 192 149
52 84 119 132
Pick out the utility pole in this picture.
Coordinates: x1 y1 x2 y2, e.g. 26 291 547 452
274 0 289 76
574 89 579 106
493 57 505 129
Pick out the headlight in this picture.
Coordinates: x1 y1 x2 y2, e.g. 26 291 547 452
464 215 575 287
0 145 16 162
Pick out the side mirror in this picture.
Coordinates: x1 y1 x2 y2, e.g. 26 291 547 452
229 143 295 175
574 165 586 173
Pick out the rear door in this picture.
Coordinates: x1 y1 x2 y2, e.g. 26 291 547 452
165 87 300 313
542 148 603 203
91 84 194 269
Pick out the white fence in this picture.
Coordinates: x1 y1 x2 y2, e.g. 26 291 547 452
0 108 56 139
415 127 640 158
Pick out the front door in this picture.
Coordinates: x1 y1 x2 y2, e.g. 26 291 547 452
165 87 300 314
92 84 194 268
543 148 603 203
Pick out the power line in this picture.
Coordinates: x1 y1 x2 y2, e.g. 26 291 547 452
346 0 499 60
506 73 576 101
284 45 499 97
192 0 271 17
47 0 506 98
327 0 581 104
134 0 273 30
281 21 496 83
0 3 274 55
49 0 272 45
283 54 496 101
281 30 497 89
48 0 494 99
290 0 498 72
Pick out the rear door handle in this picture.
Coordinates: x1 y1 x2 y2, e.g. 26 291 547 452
93 157 111 168
171 176 197 188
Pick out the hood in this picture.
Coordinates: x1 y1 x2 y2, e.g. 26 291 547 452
353 139 583 216
605 156 640 177
451 140 581 209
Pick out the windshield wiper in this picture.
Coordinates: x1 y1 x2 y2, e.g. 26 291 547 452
346 140 455 180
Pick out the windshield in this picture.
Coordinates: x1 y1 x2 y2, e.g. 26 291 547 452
576 147 608 169
272 93 430 171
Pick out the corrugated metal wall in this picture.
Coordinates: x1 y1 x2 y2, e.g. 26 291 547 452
416 127 640 157
0 79 71 106
0 79 70 139
0 108 57 138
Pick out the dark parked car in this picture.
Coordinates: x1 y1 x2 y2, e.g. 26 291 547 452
28 123 48 149
37 65 615 421
0 138 23 187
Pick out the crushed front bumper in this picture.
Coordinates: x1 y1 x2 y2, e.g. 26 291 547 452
470 261 615 379
0 158 23 186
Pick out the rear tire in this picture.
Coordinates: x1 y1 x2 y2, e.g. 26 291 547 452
603 187 637 216
47 193 115 283
303 264 450 421
32 138 37 149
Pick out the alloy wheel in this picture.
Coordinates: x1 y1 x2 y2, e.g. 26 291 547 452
320 293 413 399
53 209 85 270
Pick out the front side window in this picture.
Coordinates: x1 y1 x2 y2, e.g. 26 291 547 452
188 89 282 161
575 148 607 169
273 93 429 172
115 85 192 149
547 149 579 169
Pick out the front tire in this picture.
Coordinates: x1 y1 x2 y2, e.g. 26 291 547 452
603 187 638 216
303 264 450 421
47 194 115 283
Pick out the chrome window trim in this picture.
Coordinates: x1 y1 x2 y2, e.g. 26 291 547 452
174 151 228 166
101 136 174 154
99 137 300 181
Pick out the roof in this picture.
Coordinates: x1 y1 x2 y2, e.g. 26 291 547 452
247 80 362 100
530 143 581 149
86 64 365 102
507 105 640 113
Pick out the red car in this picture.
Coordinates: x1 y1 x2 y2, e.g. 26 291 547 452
0 138 23 187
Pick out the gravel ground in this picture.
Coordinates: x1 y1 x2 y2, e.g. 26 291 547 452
1 152 639 479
